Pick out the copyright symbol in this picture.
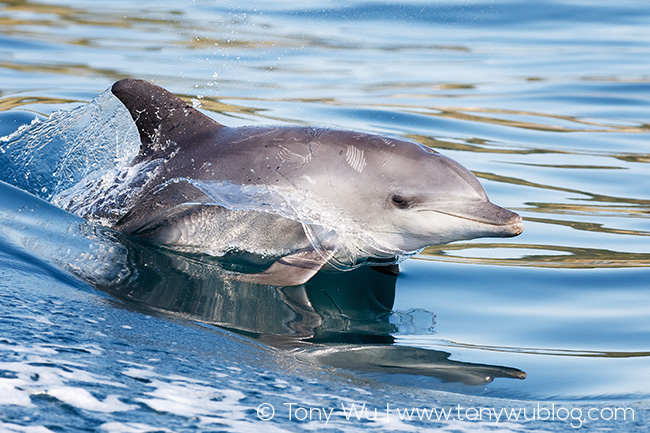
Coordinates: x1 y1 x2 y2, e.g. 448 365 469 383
257 403 275 421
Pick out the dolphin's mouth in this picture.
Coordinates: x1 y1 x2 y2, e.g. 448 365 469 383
426 201 524 237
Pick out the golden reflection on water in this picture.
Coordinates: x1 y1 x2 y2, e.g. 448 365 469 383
0 60 121 80
0 95 79 111
0 1 78 23
474 170 650 212
410 106 649 133
197 95 650 138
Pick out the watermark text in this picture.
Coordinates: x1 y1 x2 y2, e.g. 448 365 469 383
256 401 635 429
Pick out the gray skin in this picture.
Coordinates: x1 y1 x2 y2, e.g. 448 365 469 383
109 79 523 286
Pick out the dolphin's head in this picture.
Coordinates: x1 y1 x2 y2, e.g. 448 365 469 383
376 148 523 252
301 131 524 255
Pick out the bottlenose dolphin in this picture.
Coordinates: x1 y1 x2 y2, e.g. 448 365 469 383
94 79 523 286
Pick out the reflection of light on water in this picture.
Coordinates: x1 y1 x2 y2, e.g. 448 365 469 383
419 243 650 268
438 247 573 260
394 336 650 358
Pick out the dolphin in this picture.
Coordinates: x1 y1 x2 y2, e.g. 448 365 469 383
98 79 522 286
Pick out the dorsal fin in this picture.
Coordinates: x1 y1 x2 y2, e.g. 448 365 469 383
111 79 223 161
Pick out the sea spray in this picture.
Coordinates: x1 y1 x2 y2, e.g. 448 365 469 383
0 89 139 201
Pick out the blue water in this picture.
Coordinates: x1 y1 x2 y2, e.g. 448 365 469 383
1 0 649 431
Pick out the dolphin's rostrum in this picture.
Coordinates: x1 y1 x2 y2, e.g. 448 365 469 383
91 79 523 286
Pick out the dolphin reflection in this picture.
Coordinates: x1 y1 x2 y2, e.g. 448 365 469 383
96 239 526 385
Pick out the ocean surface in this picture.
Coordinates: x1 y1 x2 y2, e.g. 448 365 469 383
1 0 649 431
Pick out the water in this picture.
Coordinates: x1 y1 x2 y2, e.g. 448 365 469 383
1 0 649 431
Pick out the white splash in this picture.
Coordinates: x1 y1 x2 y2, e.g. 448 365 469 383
0 89 139 201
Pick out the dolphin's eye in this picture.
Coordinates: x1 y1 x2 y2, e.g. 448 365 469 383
391 194 411 209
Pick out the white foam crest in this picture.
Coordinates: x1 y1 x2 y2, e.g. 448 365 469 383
0 357 126 390
45 387 138 413
99 422 172 433
0 343 134 415
119 366 289 431
137 380 245 417
122 365 246 418
0 378 34 406
0 423 56 433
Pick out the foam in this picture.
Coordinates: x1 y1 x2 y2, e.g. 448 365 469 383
45 387 137 413
0 424 56 433
123 366 247 418
99 422 172 433
0 342 129 411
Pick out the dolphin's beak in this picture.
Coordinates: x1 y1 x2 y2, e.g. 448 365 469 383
433 201 524 238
